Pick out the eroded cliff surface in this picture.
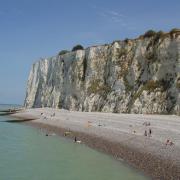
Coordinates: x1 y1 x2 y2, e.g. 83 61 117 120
25 31 180 115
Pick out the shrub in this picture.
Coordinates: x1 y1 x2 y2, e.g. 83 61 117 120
145 80 159 91
170 28 180 33
143 30 156 38
124 38 129 43
117 48 128 59
159 79 171 91
58 50 69 56
87 79 111 95
123 76 133 92
155 31 164 39
154 31 164 43
170 28 180 38
87 79 101 94
131 80 158 103
156 30 164 37
143 79 170 92
145 52 156 62
72 44 84 51
176 82 180 89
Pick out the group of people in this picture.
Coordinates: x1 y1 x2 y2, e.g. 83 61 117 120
144 128 152 137
51 112 55 117
143 124 174 146
165 139 174 146
143 121 151 126
63 130 81 144
40 112 56 120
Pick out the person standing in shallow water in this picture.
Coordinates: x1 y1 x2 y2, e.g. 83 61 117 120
74 136 77 142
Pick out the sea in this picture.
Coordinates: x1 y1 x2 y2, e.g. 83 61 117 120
0 104 148 180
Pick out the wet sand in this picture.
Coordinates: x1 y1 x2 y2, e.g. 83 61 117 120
11 108 180 179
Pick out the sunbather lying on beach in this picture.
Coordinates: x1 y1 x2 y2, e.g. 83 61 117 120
64 131 71 136
165 139 174 146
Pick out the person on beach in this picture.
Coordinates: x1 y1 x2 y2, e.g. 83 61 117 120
143 122 151 126
144 130 147 136
165 139 170 145
74 137 81 143
165 139 174 146
148 128 152 137
169 141 174 146
51 113 55 117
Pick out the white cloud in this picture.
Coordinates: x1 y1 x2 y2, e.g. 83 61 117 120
107 10 125 18
98 9 126 26
90 5 136 30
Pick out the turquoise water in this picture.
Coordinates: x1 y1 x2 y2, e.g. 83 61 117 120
0 105 148 180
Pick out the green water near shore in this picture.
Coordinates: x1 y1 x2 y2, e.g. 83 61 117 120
0 105 148 180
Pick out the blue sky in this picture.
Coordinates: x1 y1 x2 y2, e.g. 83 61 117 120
0 0 179 105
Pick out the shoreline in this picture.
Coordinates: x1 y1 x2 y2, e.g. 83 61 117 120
11 108 180 179
25 121 179 179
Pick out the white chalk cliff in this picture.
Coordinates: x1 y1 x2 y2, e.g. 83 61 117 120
25 30 180 115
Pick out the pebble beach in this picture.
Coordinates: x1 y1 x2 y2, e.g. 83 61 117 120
12 108 180 179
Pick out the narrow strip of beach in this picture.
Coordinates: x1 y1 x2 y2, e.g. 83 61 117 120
11 108 180 179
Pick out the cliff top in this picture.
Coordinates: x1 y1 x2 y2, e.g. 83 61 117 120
56 28 180 57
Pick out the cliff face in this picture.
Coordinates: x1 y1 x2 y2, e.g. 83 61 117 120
25 31 180 115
